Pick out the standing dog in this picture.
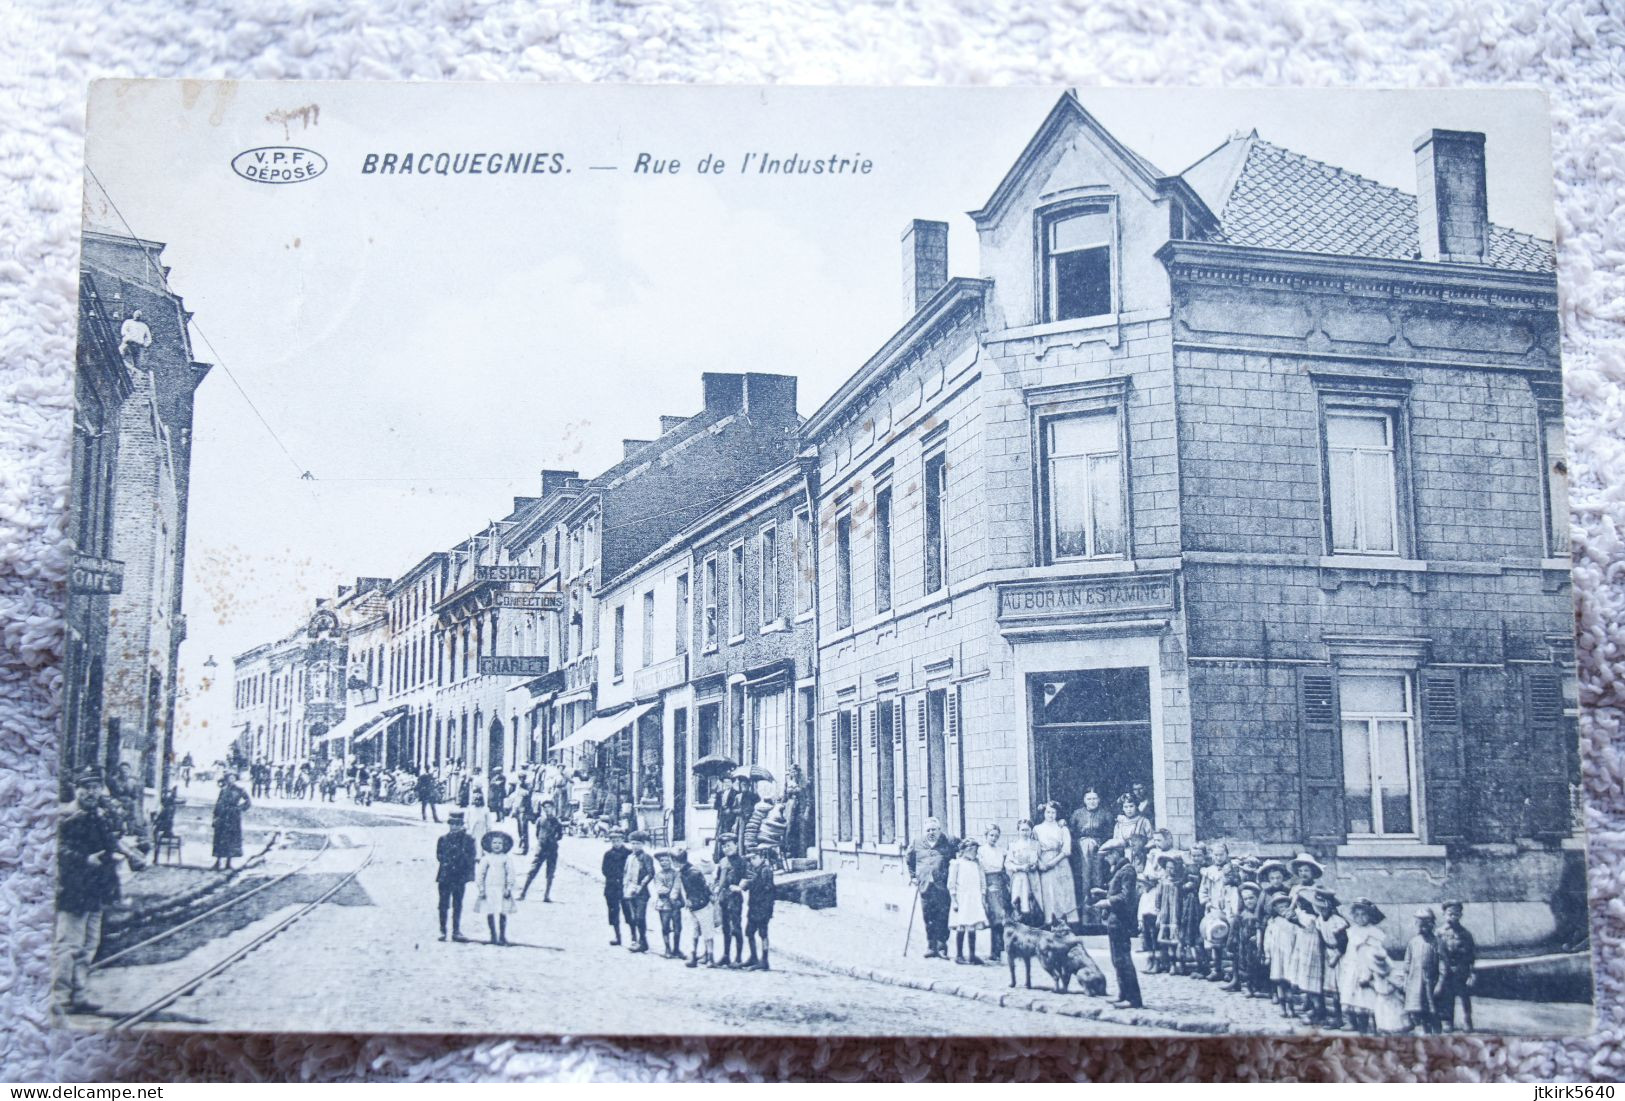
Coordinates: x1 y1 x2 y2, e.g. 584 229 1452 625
1037 923 1109 995
1004 921 1047 989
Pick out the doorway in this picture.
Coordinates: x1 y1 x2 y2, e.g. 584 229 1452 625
1029 668 1153 818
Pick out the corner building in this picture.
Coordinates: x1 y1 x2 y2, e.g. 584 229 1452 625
806 94 1580 947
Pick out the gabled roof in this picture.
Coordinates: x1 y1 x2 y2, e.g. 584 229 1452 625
1182 133 1554 273
970 91 1217 231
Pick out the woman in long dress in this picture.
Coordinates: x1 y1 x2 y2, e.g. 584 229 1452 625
211 773 251 871
1005 819 1041 924
978 824 1012 960
1032 802 1078 926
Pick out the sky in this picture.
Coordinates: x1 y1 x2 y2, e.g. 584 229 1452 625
78 83 1556 764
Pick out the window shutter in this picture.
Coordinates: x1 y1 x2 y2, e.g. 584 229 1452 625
946 686 963 839
1420 668 1466 844
916 696 929 830
853 707 865 844
893 698 908 844
829 712 840 839
1297 668 1344 844
1523 668 1569 839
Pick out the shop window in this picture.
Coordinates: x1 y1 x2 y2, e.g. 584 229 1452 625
696 701 721 804
835 514 853 629
1042 409 1125 561
923 453 947 594
1042 205 1113 322
1542 417 1569 557
1339 673 1418 837
1325 409 1400 556
925 688 948 823
874 486 893 613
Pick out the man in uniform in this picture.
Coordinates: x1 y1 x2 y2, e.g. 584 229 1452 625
905 816 958 960
55 767 124 1014
434 811 477 942
415 768 439 822
1093 838 1144 1009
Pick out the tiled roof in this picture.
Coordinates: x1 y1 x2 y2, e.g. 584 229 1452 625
1208 138 1554 273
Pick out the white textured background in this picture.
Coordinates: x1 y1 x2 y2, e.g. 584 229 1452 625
2 0 1622 1082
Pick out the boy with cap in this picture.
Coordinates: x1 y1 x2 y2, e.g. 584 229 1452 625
601 830 631 946
55 767 125 1013
1435 900 1477 1032
651 849 686 958
713 836 748 967
743 844 777 970
620 831 656 953
435 811 477 942
677 850 714 968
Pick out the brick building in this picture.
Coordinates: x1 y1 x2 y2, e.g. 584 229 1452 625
62 262 134 790
79 230 209 805
802 93 1578 946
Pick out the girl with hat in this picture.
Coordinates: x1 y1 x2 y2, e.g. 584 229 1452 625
1262 891 1296 1014
1340 898 1404 1034
474 830 517 945
1307 886 1350 1026
1284 851 1326 1017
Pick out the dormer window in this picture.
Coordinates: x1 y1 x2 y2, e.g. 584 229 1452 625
1042 205 1113 322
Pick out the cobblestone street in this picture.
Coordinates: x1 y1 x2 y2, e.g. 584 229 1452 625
79 798 1164 1036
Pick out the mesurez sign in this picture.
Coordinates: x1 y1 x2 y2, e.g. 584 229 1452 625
475 565 549 583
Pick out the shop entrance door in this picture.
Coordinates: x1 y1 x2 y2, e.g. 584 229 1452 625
1029 668 1153 817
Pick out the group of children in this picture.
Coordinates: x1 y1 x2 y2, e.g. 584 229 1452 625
601 830 779 970
1132 839 1479 1034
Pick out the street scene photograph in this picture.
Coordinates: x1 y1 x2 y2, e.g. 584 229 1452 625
55 81 1594 1038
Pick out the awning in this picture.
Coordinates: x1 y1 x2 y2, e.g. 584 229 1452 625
548 700 658 755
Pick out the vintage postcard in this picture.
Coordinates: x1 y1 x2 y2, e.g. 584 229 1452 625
58 82 1592 1037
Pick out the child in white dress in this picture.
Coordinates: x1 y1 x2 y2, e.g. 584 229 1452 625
948 838 990 965
474 830 517 945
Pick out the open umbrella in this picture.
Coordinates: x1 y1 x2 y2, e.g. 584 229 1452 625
691 754 738 776
731 764 775 783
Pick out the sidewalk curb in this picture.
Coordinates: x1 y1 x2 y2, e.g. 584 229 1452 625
771 949 1243 1036
551 838 1243 1036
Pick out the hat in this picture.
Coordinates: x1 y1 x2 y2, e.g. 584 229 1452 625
1312 886 1340 909
1350 897 1386 924
1414 907 1437 923
754 844 777 856
628 830 650 843
1257 859 1290 879
1240 856 1262 871
447 812 466 824
481 831 513 853
607 829 627 840
74 766 105 785
1442 899 1464 913
1239 880 1261 896
1269 892 1293 910
1289 852 1324 877
654 848 675 861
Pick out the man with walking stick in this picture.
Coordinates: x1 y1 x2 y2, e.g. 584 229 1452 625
905 816 957 960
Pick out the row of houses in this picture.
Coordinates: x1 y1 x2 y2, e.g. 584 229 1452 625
66 230 209 807
230 94 1584 948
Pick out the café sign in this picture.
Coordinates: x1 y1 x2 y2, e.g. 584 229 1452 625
494 590 563 611
996 573 1175 622
478 655 551 677
476 564 548 583
71 554 125 595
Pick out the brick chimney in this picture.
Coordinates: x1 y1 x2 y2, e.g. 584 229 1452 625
659 415 687 434
902 219 949 315
540 469 579 498
702 372 745 414
1414 130 1489 264
743 373 798 419
622 439 653 459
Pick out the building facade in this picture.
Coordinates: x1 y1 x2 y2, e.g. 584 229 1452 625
78 230 209 806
